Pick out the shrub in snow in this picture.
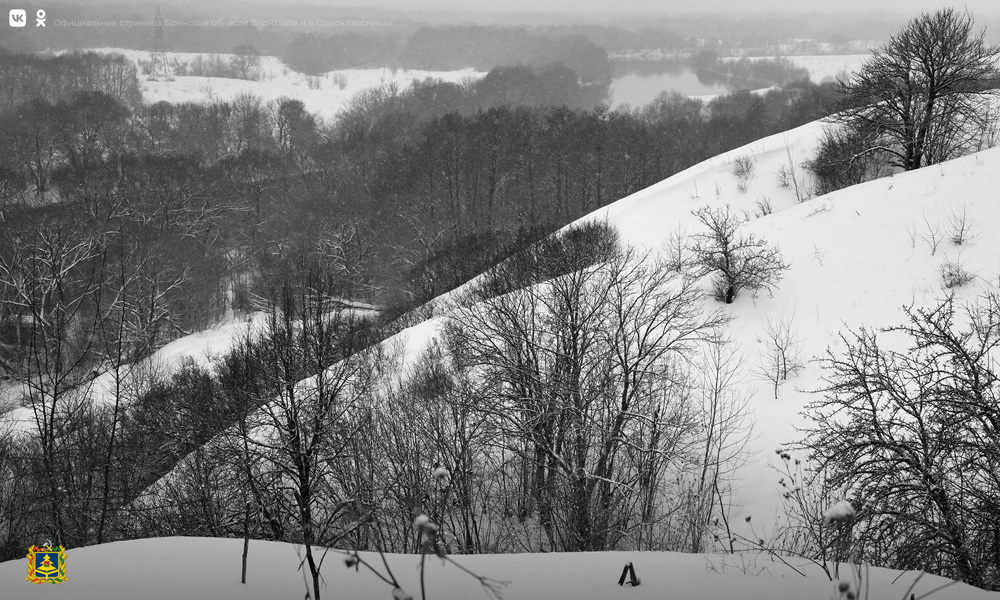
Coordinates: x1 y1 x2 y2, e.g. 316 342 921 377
940 257 974 288
948 206 977 246
689 205 790 304
732 153 757 182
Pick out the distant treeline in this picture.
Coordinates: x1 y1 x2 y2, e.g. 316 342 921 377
691 52 812 91
0 70 838 333
0 51 142 110
612 53 811 91
282 26 613 88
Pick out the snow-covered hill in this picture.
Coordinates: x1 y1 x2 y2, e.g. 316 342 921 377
122 111 1000 535
1 536 996 600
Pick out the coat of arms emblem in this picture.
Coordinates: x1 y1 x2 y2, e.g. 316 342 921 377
26 543 68 584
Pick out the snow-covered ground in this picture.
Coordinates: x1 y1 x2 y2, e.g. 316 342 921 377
71 48 486 122
1 536 995 600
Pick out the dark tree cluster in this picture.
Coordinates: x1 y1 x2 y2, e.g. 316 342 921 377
280 26 613 95
0 52 142 110
690 52 811 92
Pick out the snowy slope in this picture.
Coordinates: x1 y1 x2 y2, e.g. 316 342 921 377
1 536 996 600
70 48 486 122
563 126 1000 524
135 116 1000 529
0 312 270 434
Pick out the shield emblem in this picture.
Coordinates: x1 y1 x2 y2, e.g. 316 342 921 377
27 545 67 584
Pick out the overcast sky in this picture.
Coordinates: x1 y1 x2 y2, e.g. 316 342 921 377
297 0 1000 16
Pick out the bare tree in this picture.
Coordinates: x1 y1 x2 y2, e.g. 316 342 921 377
239 270 380 600
680 333 754 553
447 225 728 551
230 45 262 81
688 205 789 304
0 218 102 548
756 309 804 399
835 9 1000 172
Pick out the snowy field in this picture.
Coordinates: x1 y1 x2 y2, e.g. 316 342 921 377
785 54 870 82
69 48 487 123
1 536 996 600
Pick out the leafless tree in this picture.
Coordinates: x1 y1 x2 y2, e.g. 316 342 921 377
756 309 804 399
230 45 262 81
0 219 102 548
834 9 1000 172
688 205 789 304
446 225 728 551
238 270 381 600
680 333 754 554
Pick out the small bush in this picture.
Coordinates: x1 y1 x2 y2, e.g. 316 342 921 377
732 153 757 181
753 197 774 218
940 258 974 288
689 205 789 304
777 164 792 188
948 205 977 246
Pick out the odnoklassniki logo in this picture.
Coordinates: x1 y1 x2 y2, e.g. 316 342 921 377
26 543 68 584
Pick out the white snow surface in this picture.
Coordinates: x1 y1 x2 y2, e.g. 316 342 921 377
66 48 486 122
1 536 996 600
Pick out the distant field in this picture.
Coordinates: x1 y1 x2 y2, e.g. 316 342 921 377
64 48 487 123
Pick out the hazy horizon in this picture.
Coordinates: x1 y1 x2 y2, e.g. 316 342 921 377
282 0 1000 17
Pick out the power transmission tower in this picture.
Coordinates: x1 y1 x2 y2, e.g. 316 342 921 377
148 6 173 81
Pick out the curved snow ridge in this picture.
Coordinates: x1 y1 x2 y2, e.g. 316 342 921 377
0 535 994 600
568 119 829 249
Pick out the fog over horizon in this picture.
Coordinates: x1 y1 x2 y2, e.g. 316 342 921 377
281 0 1000 17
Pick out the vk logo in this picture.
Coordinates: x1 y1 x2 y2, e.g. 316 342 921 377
9 9 27 27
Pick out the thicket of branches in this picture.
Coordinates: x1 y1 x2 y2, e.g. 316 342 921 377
0 225 758 568
801 294 1000 590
